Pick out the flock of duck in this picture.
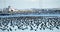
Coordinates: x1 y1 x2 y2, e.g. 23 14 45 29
0 16 60 31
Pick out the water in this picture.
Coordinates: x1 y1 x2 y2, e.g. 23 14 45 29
0 14 60 18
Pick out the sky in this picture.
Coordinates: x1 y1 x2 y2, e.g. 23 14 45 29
42 0 60 8
0 0 60 9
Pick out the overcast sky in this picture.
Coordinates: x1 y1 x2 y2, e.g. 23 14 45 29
0 0 60 9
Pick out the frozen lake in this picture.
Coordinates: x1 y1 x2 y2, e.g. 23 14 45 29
0 14 60 32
